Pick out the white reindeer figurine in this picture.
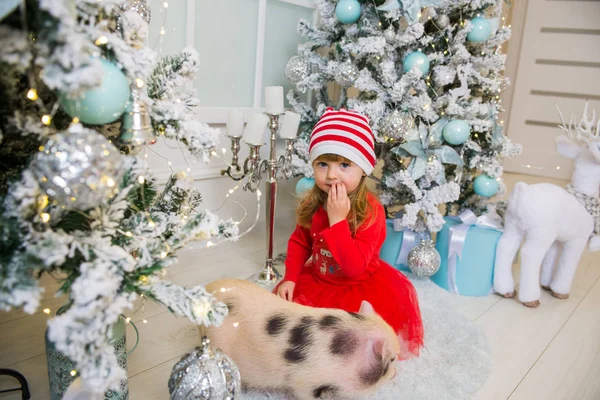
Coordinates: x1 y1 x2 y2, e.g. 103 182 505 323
494 103 600 307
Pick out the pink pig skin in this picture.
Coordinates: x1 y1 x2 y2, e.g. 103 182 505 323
200 278 401 400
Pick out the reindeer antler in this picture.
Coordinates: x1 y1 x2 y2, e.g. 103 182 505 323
556 102 600 143
577 102 600 141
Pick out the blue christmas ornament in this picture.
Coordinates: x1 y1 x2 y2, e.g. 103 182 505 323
0 0 20 21
296 177 315 195
335 0 361 24
403 51 430 75
60 59 131 125
467 17 492 43
473 174 499 197
442 120 470 145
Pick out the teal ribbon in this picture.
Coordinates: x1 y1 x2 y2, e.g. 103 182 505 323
392 218 419 266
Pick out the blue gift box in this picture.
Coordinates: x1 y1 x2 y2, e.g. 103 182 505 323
431 214 503 297
380 219 420 273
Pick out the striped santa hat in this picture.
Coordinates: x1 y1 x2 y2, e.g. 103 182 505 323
309 108 376 175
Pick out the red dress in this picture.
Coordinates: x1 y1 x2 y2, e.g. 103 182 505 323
276 194 424 358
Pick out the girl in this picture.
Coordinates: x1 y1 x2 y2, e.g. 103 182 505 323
275 108 424 358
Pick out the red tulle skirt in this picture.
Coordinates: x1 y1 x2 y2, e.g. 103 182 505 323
275 262 424 359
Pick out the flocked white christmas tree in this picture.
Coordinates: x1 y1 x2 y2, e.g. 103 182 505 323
0 0 237 394
284 0 521 233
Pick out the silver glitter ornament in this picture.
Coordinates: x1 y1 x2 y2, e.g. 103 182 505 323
168 336 242 400
379 111 414 141
33 125 125 210
383 26 396 43
285 56 309 84
408 240 441 277
334 62 360 88
434 14 450 29
119 0 151 24
115 0 151 34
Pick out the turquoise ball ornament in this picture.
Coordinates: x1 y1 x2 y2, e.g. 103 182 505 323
296 177 315 195
442 120 470 145
467 17 492 43
403 51 430 75
335 0 361 24
473 174 499 198
60 59 131 125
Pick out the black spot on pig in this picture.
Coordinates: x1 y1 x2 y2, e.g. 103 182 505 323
289 317 315 346
359 358 386 386
329 330 359 356
266 313 287 336
284 317 315 363
313 384 339 398
318 315 342 330
284 347 306 363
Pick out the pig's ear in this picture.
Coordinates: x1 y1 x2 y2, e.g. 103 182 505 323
366 337 386 361
359 300 375 316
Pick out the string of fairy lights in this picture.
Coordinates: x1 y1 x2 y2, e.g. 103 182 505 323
365 5 513 143
386 5 512 166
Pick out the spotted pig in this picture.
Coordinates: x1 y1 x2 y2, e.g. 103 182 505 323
199 278 400 400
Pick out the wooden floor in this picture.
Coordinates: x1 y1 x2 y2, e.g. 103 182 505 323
1 173 599 400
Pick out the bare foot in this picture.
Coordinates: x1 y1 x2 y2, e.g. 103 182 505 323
541 285 551 291
522 300 540 308
496 291 516 299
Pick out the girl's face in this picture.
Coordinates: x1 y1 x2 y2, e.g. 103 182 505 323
313 158 365 194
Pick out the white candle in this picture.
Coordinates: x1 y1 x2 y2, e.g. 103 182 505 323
226 110 244 138
264 86 284 115
279 111 301 139
242 113 269 145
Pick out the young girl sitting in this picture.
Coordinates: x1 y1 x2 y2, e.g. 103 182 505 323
275 108 424 358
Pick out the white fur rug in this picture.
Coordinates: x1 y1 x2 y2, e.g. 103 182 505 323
243 277 492 400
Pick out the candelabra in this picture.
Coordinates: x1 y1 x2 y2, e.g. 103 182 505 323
221 91 299 290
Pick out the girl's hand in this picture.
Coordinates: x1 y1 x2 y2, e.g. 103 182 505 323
277 281 296 301
327 183 351 227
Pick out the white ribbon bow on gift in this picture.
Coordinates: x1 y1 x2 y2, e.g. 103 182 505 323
447 210 503 294
392 218 420 266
